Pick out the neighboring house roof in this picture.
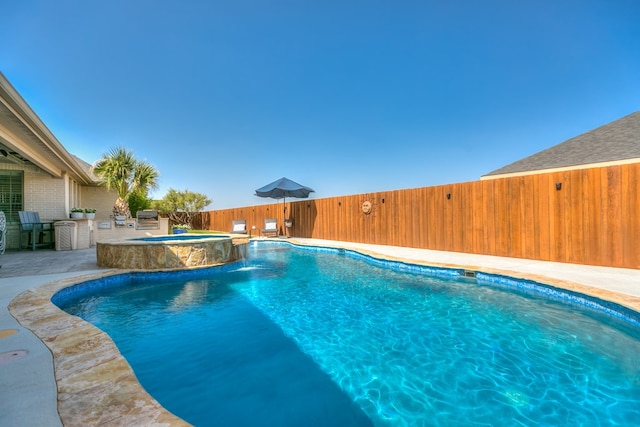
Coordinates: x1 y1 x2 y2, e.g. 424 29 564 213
482 111 640 179
0 72 97 185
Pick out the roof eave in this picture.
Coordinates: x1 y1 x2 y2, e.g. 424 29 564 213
0 72 97 185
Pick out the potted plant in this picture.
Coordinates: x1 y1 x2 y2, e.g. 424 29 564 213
84 208 96 219
70 208 84 219
173 224 190 234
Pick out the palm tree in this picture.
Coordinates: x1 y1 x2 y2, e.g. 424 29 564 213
92 147 160 218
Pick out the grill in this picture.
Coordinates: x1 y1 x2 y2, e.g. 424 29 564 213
136 210 159 230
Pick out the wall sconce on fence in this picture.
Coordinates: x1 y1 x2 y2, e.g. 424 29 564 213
555 182 562 191
446 193 451 200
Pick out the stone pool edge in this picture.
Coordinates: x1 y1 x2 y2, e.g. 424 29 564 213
8 240 640 426
8 269 192 427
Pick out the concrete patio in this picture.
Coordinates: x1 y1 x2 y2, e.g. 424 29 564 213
0 247 109 427
0 247 105 278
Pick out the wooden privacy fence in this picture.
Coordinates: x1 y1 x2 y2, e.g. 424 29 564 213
196 163 640 269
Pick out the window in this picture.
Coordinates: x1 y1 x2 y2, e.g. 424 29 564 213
0 171 23 223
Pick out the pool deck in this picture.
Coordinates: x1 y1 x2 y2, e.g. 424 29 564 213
1 239 639 426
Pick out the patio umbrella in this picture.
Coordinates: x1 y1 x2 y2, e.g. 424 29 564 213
255 177 315 234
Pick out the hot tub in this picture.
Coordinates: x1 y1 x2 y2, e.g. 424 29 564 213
96 234 249 270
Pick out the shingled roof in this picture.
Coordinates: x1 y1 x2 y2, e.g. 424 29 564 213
482 110 640 179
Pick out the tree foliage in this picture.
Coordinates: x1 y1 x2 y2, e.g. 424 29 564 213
127 191 153 216
152 188 212 228
92 146 160 217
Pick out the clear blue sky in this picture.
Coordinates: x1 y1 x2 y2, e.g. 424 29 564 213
2 1 638 209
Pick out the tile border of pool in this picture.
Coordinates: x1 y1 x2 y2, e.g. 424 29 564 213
8 239 640 426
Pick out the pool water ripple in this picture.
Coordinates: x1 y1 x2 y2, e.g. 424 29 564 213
58 243 640 426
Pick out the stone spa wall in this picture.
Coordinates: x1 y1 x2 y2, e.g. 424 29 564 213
96 235 249 269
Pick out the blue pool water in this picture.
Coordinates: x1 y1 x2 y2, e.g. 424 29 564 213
57 242 640 426
132 234 229 242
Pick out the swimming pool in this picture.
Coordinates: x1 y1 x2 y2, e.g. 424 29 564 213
56 241 640 426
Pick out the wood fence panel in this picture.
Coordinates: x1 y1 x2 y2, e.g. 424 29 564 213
507 177 522 258
561 170 573 264
481 180 496 256
446 186 456 252
492 178 508 257
547 172 562 262
350 195 362 243
605 166 623 267
316 198 329 240
469 181 482 255
330 197 341 242
538 173 551 261
424 186 436 249
531 174 542 260
431 185 444 251
413 188 425 248
408 188 418 247
524 176 537 260
567 170 584 264
450 183 463 252
340 196 351 242
378 192 392 246
584 168 602 266
422 187 433 249
351 196 363 244
623 163 640 268
388 191 396 246
456 183 468 253
462 182 473 253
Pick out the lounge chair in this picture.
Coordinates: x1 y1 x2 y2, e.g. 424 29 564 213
230 219 247 234
261 218 278 237
19 211 54 250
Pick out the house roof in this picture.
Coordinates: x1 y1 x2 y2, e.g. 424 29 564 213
482 111 640 179
72 154 99 180
0 72 97 185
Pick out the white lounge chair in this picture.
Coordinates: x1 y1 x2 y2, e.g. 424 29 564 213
261 218 278 237
230 219 247 234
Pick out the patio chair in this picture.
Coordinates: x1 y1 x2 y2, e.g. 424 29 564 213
0 211 5 256
230 219 247 234
19 211 54 250
261 218 278 237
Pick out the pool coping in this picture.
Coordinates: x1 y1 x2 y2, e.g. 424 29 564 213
7 239 640 426
9 269 193 426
